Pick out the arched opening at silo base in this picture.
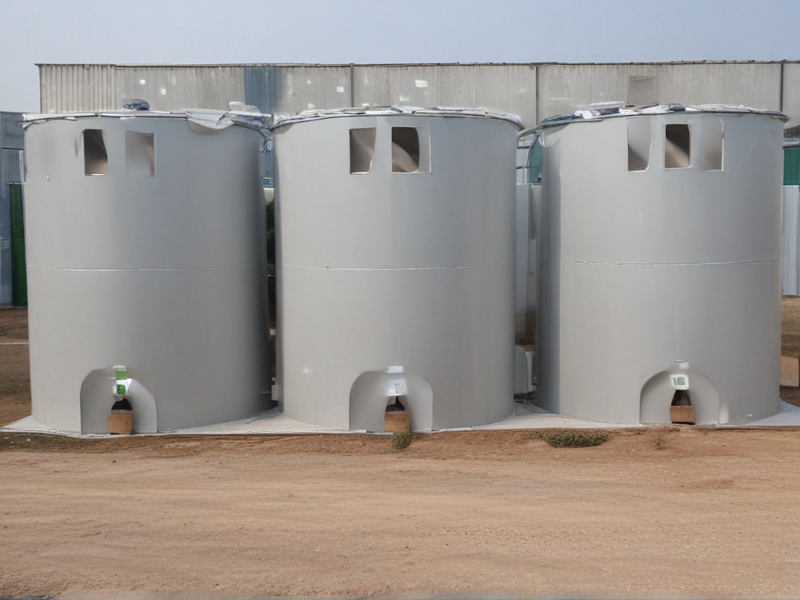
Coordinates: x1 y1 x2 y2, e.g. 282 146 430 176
640 370 720 425
349 371 433 433
80 368 157 434
384 396 410 433
670 390 696 425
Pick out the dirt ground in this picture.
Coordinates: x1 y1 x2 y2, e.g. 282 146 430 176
784 296 800 358
0 307 30 429
781 296 800 406
1 301 800 598
4 428 800 598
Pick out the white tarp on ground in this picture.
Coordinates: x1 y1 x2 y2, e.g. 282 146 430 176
784 186 800 296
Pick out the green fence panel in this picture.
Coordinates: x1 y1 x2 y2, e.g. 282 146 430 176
9 184 27 306
785 147 800 185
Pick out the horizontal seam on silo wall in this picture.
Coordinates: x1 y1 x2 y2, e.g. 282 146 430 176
27 264 265 272
282 262 515 271
542 259 780 267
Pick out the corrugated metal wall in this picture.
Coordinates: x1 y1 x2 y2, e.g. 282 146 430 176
0 113 23 149
781 64 800 129
268 65 351 115
38 62 797 128
39 65 116 113
537 64 628 122
629 63 781 111
116 66 246 112
784 186 800 296
536 63 783 124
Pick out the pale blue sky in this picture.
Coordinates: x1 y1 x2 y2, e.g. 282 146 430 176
1 0 799 112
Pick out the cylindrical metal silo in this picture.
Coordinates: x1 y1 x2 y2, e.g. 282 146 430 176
272 108 521 431
534 105 788 425
23 110 271 433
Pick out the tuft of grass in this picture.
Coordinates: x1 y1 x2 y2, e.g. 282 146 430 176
537 430 609 448
391 430 413 450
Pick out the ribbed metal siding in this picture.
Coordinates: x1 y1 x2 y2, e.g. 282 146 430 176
244 67 269 112
476 65 537 127
353 64 439 108
780 63 800 129
536 63 782 122
39 65 116 113
0 112 23 305
784 186 800 295
630 63 781 112
37 61 797 130
537 64 629 121
0 113 23 149
0 148 22 305
115 66 245 111
9 184 26 306
268 66 351 115
350 64 538 126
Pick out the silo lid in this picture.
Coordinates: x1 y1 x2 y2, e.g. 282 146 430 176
271 106 523 130
520 103 789 137
22 108 271 134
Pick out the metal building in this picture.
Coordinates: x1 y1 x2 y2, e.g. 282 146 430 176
37 62 800 129
273 107 520 431
0 112 24 305
23 109 271 433
784 185 800 296
783 141 800 296
535 105 787 425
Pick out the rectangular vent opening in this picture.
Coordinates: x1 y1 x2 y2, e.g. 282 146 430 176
349 128 376 174
392 127 421 173
83 129 108 175
665 124 691 169
627 118 651 172
126 131 155 177
696 117 723 171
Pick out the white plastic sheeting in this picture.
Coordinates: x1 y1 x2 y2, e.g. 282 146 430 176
784 186 800 296
271 105 522 129
23 109 270 134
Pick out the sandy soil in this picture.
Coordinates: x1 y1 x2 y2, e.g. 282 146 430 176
384 410 411 433
1 302 800 598
3 428 800 598
784 296 800 356
0 307 30 429
781 296 800 406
